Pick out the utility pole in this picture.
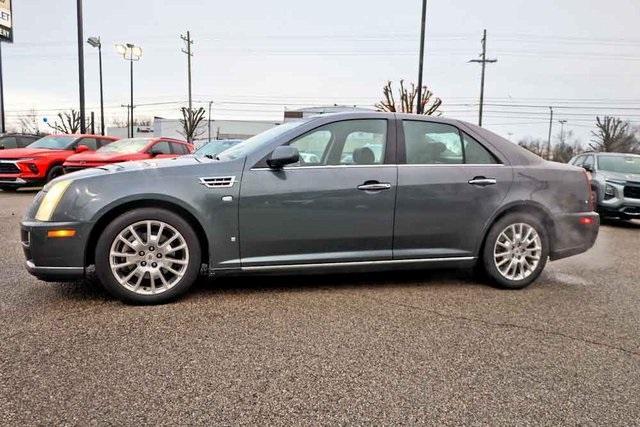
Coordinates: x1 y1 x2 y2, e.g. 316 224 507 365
558 119 567 144
76 0 87 133
208 100 213 142
181 31 194 110
416 0 427 114
547 107 554 160
468 29 497 127
121 104 131 137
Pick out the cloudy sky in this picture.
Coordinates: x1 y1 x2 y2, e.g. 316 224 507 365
3 0 640 143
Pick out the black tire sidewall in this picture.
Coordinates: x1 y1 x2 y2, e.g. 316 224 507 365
46 165 64 182
482 213 549 290
95 208 202 304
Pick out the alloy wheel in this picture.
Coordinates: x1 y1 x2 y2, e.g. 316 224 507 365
493 223 542 281
109 220 189 295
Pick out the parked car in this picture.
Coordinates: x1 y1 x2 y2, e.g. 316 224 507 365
569 152 640 219
0 134 118 191
22 112 599 304
193 139 242 158
0 133 45 150
63 137 193 173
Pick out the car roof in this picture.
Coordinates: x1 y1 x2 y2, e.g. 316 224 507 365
49 133 118 139
588 152 640 157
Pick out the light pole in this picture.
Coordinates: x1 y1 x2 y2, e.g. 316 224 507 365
115 43 142 138
87 37 104 135
416 0 427 114
76 0 87 133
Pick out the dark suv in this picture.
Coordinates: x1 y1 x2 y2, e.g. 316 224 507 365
569 152 640 220
0 133 43 150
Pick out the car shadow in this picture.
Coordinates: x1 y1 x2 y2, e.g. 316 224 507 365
600 218 640 229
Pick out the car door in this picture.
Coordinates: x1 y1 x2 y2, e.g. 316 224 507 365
239 118 397 266
393 119 512 259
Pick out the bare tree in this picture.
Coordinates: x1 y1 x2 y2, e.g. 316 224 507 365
375 80 442 115
590 116 639 153
18 108 41 134
45 110 92 134
551 129 583 163
178 107 206 143
518 137 546 157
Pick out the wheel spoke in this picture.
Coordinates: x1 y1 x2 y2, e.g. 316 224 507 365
128 226 144 245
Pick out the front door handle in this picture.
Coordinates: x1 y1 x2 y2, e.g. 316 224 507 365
357 182 392 191
468 177 497 187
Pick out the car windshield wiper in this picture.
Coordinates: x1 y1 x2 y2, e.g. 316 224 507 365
203 154 221 160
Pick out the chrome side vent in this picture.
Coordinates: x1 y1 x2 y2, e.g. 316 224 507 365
199 176 236 188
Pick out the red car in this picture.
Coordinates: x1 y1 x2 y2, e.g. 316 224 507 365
63 137 193 173
0 134 118 191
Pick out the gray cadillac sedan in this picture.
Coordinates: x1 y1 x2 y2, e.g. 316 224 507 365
21 112 599 304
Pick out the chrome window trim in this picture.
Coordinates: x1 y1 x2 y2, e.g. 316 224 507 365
398 163 506 167
241 256 475 271
250 164 397 171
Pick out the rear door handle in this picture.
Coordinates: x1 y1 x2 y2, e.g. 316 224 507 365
357 182 392 191
468 177 497 187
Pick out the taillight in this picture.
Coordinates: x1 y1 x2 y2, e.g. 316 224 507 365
583 169 594 211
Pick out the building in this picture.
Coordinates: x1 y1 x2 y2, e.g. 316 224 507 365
283 105 374 122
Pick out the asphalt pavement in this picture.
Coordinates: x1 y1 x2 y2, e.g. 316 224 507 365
1 190 639 425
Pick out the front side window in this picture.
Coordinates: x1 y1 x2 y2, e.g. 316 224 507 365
151 141 172 155
403 121 497 165
583 155 595 169
288 119 387 167
78 138 98 150
572 156 585 166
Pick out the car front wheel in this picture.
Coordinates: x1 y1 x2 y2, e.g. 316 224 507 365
481 213 549 289
95 208 202 304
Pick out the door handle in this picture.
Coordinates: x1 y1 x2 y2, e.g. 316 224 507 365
357 182 392 191
468 177 497 186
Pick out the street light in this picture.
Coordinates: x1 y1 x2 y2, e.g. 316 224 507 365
115 43 142 138
87 36 104 135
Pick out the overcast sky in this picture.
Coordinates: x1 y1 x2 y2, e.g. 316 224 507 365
3 0 640 143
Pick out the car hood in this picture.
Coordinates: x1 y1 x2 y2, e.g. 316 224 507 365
65 151 137 162
64 155 207 180
0 148 69 159
599 170 640 183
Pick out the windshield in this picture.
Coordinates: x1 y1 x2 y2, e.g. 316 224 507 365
195 140 242 157
28 135 77 150
217 121 307 161
98 138 151 154
598 155 640 175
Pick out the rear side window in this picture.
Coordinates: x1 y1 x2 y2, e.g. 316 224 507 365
97 138 114 148
403 121 497 165
462 132 498 164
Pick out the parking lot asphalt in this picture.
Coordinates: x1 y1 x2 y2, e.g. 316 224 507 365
1 190 639 425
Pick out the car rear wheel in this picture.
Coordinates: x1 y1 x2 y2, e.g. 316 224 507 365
95 208 202 304
481 213 549 290
46 165 64 182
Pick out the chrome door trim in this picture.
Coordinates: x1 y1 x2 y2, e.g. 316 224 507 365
251 164 397 171
241 256 475 271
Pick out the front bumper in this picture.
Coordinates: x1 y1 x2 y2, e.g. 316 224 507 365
550 212 600 260
21 220 90 281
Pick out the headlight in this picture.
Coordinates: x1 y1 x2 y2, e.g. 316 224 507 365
604 184 616 200
35 180 73 221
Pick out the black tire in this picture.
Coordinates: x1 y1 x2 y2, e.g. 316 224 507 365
95 207 202 304
480 212 549 290
46 165 64 182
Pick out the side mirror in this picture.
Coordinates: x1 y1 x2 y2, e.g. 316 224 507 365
75 144 90 153
582 164 593 173
149 149 162 157
267 146 300 169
